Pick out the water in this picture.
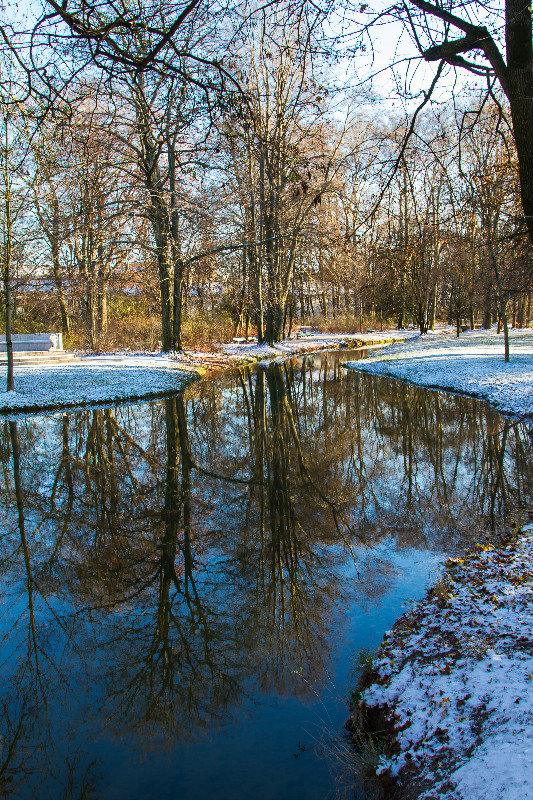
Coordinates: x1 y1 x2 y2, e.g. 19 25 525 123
0 349 531 799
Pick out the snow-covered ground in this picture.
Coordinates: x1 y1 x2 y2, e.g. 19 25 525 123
343 328 533 417
0 329 414 413
0 353 201 413
362 527 533 800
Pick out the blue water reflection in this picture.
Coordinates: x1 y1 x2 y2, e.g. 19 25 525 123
0 350 530 799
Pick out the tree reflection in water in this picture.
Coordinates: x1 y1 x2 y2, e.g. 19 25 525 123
0 351 530 797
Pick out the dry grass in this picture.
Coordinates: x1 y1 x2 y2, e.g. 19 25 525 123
69 308 235 353
101 314 162 351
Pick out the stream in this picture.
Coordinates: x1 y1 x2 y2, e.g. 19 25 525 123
0 349 531 799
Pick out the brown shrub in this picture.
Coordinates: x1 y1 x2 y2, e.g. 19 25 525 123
182 308 234 350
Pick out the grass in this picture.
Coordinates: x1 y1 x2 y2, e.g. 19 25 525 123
326 646 407 800
346 647 375 709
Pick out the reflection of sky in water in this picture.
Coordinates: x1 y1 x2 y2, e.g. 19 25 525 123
0 350 530 799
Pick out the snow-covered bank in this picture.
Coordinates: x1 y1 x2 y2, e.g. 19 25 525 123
0 329 414 414
0 353 201 413
358 527 533 800
343 328 533 417
220 328 414 360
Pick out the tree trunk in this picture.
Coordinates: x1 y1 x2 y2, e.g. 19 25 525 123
483 284 493 329
51 240 70 336
3 156 13 392
299 279 305 318
265 301 284 345
506 0 533 243
4 260 13 391
98 286 107 338
489 238 510 362
428 283 437 330
157 244 173 352
88 286 97 351
172 259 184 352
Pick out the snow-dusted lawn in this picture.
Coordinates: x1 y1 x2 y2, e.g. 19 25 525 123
343 328 533 417
0 353 201 413
363 528 533 800
0 329 415 414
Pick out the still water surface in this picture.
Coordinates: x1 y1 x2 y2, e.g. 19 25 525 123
0 350 531 799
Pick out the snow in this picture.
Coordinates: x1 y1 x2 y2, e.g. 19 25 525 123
0 354 201 413
0 329 414 414
361 531 533 799
343 328 533 418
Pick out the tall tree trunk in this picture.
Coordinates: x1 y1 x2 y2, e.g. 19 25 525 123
506 0 533 242
489 238 510 362
483 283 493 329
3 258 13 392
156 241 173 352
89 274 97 349
428 282 437 330
397 163 408 329
264 300 284 345
51 234 70 336
3 140 13 392
169 145 184 352
134 80 174 353
172 259 184 352
98 285 107 338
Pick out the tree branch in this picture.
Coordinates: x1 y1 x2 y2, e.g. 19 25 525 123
408 0 510 95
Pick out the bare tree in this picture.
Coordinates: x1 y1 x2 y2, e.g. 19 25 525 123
364 0 533 243
0 92 29 390
222 11 352 343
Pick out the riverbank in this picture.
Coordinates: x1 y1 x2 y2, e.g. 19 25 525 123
344 327 533 799
0 329 413 414
343 327 533 417
352 526 533 800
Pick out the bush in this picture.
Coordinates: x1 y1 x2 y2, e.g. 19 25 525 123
101 313 162 352
182 307 234 349
1 290 240 352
